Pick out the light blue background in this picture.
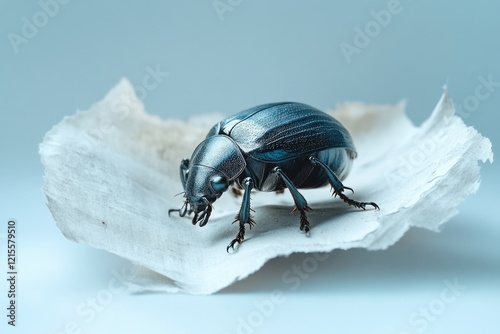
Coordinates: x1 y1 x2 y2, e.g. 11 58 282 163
1 1 498 333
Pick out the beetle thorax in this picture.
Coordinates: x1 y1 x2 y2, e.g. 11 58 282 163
184 135 247 212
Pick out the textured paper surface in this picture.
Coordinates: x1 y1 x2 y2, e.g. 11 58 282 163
40 79 493 294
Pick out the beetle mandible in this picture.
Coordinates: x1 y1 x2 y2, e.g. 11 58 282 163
169 102 379 252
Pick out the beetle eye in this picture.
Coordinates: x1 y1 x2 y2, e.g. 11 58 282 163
210 175 228 193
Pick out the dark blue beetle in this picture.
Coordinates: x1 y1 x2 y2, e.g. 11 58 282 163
170 102 379 251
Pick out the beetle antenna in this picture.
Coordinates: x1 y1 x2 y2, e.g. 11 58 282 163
174 191 186 197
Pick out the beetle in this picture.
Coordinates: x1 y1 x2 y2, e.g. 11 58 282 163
169 102 379 252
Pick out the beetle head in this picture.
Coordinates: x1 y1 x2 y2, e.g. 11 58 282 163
182 135 246 227
181 166 227 226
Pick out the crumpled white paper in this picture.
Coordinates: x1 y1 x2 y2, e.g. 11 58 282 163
40 79 493 294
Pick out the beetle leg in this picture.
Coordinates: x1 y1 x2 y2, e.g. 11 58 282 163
168 159 191 219
227 177 255 252
310 157 380 210
179 158 190 191
168 200 189 217
272 167 312 234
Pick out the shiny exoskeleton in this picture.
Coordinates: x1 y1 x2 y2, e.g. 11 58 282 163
169 102 379 252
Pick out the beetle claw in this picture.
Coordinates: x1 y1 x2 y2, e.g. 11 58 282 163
227 223 247 253
226 238 241 252
298 207 311 235
343 186 354 194
362 202 380 210
227 235 245 253
334 190 380 211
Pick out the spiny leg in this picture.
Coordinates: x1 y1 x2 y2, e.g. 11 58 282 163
272 167 312 234
227 177 255 252
310 157 379 210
